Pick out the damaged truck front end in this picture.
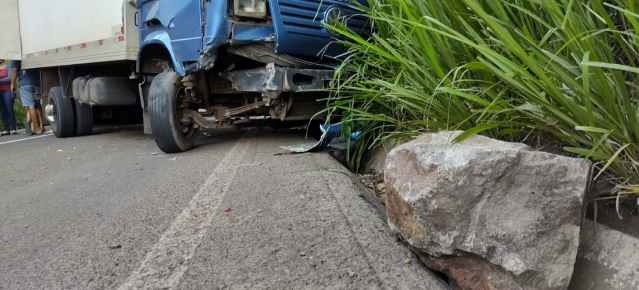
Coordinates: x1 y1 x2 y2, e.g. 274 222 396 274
136 0 369 153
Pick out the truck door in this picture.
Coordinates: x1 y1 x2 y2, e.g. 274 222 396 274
0 0 22 60
139 0 203 63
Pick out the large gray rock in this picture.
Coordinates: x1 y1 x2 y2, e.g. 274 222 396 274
385 131 591 290
569 219 639 290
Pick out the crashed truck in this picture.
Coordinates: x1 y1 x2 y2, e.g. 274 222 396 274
0 0 369 152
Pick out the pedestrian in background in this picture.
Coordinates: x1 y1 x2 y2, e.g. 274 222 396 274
11 60 43 135
0 59 17 135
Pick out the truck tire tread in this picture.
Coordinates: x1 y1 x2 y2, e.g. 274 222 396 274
74 100 94 136
149 72 196 153
49 87 75 138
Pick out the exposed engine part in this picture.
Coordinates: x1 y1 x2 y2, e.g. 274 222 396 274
181 75 201 104
206 99 267 120
262 91 281 106
208 105 230 121
181 75 199 87
182 95 293 128
273 93 293 121
224 100 266 117
182 109 241 130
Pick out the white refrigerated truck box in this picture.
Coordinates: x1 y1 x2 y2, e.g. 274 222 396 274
0 0 23 60
0 0 139 69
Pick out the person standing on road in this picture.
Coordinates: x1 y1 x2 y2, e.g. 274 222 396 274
0 59 17 135
11 60 43 135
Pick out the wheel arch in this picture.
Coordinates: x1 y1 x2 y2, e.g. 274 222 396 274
137 36 185 76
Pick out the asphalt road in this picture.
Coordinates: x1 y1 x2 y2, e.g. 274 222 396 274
0 126 448 290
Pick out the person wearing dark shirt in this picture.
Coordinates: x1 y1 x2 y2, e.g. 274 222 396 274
11 60 43 134
0 59 17 135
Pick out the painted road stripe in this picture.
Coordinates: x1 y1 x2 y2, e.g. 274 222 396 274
0 124 142 146
117 131 255 290
0 132 53 145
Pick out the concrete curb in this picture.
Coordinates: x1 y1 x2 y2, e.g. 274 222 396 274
311 153 450 290
174 131 451 289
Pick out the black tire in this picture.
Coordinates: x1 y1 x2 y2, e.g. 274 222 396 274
149 72 196 153
74 100 94 136
48 87 75 138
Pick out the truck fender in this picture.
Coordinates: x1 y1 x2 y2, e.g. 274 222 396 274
137 31 186 76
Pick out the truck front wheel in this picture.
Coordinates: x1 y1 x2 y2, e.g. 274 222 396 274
148 72 196 153
46 86 75 138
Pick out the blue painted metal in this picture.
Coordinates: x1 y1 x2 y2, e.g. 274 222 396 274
136 31 186 76
231 22 275 45
137 0 369 75
200 2 275 52
202 1 232 53
138 0 203 63
269 0 371 59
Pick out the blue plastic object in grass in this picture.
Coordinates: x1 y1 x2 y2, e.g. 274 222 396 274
280 123 362 153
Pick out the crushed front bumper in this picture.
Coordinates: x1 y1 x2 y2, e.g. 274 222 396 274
219 63 337 93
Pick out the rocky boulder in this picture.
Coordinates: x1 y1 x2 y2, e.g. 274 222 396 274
385 131 591 290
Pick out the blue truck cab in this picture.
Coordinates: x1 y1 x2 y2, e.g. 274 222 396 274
135 0 369 153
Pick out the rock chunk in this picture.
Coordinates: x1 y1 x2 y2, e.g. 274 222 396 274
385 131 590 290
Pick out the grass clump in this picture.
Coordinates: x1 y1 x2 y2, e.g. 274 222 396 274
328 0 639 192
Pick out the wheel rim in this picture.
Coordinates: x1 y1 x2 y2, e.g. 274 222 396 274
45 104 55 123
175 88 195 138
46 99 58 129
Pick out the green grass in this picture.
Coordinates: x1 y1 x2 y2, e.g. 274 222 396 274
327 0 639 192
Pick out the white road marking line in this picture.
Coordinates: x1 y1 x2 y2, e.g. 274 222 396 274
0 132 53 145
0 124 142 146
117 131 255 290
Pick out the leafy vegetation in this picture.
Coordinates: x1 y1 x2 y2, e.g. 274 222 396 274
328 0 639 193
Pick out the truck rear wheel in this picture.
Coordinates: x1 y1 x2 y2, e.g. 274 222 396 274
148 72 196 153
74 101 94 136
46 87 75 138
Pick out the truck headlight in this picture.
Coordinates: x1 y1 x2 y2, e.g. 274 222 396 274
234 0 267 19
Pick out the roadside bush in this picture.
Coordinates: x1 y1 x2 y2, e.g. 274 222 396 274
329 0 639 193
